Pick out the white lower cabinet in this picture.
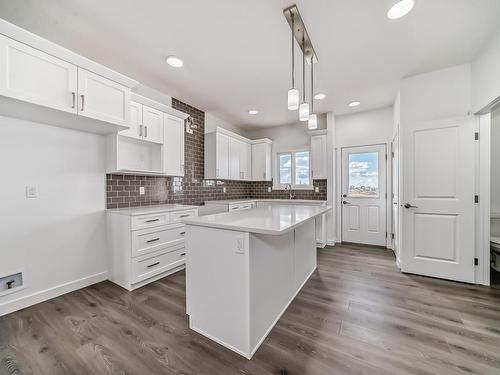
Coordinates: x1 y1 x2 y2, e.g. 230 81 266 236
107 206 198 291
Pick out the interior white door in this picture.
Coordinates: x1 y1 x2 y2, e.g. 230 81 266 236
342 144 387 246
401 117 475 283
77 67 130 126
216 133 230 179
120 101 143 139
0 34 77 114
142 105 164 144
163 114 185 176
391 133 400 261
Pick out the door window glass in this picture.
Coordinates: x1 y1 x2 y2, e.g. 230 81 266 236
348 152 379 197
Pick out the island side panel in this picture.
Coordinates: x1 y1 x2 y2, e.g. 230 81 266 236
248 230 296 354
185 225 251 357
294 219 317 290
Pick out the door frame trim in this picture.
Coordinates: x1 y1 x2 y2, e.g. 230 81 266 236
337 142 391 248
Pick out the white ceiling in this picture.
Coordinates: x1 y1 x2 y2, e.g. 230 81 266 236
1 0 499 128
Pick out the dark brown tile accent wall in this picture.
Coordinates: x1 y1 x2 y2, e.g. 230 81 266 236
106 99 327 209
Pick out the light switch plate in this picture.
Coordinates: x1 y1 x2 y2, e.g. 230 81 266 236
223 187 227 193
25 185 38 198
235 238 245 254
139 186 145 195
267 187 272 193
315 186 319 193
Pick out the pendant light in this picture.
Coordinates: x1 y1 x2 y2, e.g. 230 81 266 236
308 55 317 130
287 12 299 110
299 36 309 121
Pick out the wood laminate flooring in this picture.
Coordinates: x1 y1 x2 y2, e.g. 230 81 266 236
1 243 500 375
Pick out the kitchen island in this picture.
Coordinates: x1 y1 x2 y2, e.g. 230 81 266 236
183 204 331 359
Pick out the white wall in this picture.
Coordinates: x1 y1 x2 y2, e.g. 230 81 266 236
335 106 394 148
0 116 108 316
472 30 500 113
205 113 248 136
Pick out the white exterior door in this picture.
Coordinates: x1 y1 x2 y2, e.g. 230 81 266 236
342 144 387 246
401 117 475 283
391 133 400 261
0 34 77 114
77 68 130 126
120 101 143 140
163 114 185 176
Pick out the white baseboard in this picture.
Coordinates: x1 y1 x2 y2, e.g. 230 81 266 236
0 271 107 317
326 239 337 246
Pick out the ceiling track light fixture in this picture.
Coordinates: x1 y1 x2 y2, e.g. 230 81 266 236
283 5 319 124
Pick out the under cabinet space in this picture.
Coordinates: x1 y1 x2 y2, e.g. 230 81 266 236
108 135 163 174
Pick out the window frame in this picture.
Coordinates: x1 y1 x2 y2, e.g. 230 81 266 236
274 149 313 190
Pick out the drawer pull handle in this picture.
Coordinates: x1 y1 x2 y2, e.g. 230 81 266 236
145 218 159 223
146 238 160 243
180 231 186 235
180 253 186 256
147 262 160 268
179 214 190 218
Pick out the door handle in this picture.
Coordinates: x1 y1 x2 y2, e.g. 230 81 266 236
71 92 76 109
144 126 148 138
80 94 85 111
404 203 418 209
342 200 351 205
342 194 347 198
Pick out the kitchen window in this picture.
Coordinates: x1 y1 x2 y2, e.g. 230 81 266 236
276 150 312 189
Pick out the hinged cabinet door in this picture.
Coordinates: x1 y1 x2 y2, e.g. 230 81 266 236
229 138 242 180
77 67 130 126
163 114 185 176
119 101 143 139
142 105 164 144
216 133 230 179
239 142 251 180
0 34 77 114
311 134 327 179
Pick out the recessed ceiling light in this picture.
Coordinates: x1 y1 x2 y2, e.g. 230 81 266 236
314 93 326 100
348 101 361 107
166 55 183 68
387 0 415 20
248 109 259 115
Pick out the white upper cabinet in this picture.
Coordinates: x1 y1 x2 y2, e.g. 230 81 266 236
252 140 272 181
142 105 164 144
77 68 130 127
0 34 77 114
120 100 143 140
216 133 230 179
229 137 242 180
240 142 252 181
163 114 185 176
310 132 328 179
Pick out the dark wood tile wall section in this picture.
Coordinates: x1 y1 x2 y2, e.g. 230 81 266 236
106 99 327 209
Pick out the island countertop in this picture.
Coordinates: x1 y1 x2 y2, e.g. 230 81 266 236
182 204 331 235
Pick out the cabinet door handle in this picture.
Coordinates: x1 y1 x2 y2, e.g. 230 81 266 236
144 126 148 138
180 253 186 257
147 261 160 268
179 214 190 218
263 172 266 179
139 125 143 137
145 218 159 223
71 92 76 109
146 238 160 243
180 231 186 235
80 94 85 111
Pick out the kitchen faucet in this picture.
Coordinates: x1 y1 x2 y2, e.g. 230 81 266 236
285 184 295 200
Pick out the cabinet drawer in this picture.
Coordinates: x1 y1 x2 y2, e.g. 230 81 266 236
170 209 197 223
131 213 169 230
131 246 186 284
131 224 185 257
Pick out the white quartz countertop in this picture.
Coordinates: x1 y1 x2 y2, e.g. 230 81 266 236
183 205 331 235
204 199 327 205
107 204 199 216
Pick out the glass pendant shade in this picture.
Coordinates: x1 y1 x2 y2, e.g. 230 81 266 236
287 88 299 110
308 113 318 130
299 102 309 121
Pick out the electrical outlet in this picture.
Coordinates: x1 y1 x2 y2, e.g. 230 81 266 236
25 185 38 198
223 187 227 193
315 186 319 193
267 187 272 193
139 186 145 195
235 238 245 254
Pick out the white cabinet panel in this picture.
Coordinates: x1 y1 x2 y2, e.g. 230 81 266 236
240 142 252 180
163 114 185 176
229 137 242 180
252 142 272 181
310 134 327 179
77 68 130 127
216 133 230 179
142 105 164 144
0 34 77 114
120 100 143 140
